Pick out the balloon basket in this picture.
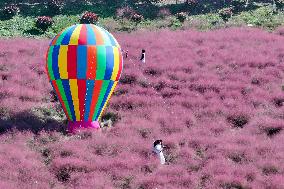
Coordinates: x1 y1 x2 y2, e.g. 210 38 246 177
67 121 100 133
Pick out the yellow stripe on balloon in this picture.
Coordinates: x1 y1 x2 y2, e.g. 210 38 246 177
69 25 82 45
111 47 119 81
98 81 118 120
69 79 80 121
58 45 68 79
94 26 112 46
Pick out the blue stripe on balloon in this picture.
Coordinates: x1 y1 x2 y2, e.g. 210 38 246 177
52 45 60 80
94 80 114 120
77 45 87 79
84 80 95 121
61 79 76 121
61 25 77 45
101 27 116 46
104 46 114 80
86 24 96 45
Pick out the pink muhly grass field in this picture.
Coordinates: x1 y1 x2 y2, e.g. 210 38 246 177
0 27 284 188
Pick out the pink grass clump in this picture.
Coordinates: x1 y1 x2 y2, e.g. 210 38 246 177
1 27 284 188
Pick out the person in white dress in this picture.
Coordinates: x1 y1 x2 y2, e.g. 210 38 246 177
140 49 146 64
153 140 166 165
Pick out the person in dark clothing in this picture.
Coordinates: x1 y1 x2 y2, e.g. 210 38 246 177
140 49 146 63
125 50 128 59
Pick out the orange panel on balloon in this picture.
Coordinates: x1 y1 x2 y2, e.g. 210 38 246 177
87 46 97 79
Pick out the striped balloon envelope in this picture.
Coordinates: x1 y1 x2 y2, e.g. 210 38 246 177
45 24 123 132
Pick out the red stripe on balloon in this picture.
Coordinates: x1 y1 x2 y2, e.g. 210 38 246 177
88 80 103 121
77 79 87 121
67 45 77 79
45 46 49 60
51 80 71 121
46 63 50 81
115 50 123 81
78 24 87 45
45 46 51 81
87 46 97 79
51 31 62 45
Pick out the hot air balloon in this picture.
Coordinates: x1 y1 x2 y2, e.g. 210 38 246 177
45 24 123 132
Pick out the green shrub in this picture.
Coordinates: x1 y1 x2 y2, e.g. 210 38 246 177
47 0 64 14
56 167 71 182
232 0 247 12
116 6 136 19
184 0 198 11
220 182 246 189
227 115 249 128
185 0 197 6
80 11 98 24
131 13 144 23
275 0 284 10
32 105 65 122
50 15 79 34
101 112 120 124
238 7 276 29
262 165 278 175
176 12 187 22
118 19 136 32
157 8 171 18
0 107 10 120
219 7 233 22
2 4 20 19
36 16 53 31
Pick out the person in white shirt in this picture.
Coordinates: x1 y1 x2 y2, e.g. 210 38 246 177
140 49 146 64
122 49 128 59
153 140 166 165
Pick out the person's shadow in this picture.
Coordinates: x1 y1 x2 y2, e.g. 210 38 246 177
0 110 67 135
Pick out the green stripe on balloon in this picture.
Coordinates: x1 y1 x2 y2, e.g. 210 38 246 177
96 46 106 80
56 79 72 120
92 80 110 120
55 26 74 45
48 46 55 80
95 80 114 120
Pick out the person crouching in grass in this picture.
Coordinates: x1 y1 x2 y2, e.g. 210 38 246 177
153 139 166 165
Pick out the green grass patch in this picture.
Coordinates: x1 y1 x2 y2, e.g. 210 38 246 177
1 5 284 38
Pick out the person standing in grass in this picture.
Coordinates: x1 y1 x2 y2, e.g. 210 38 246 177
153 139 166 165
140 49 146 64
125 50 128 59
122 49 128 59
